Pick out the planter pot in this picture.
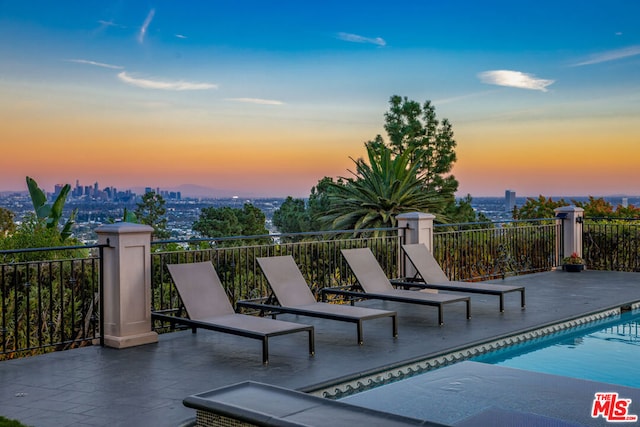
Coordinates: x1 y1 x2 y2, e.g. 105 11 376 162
564 264 584 272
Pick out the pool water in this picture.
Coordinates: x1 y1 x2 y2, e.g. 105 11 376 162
472 310 640 388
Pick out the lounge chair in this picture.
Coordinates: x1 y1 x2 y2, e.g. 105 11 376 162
336 248 471 326
151 262 314 364
237 255 398 345
398 243 525 312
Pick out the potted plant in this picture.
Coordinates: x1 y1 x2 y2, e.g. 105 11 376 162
562 252 585 272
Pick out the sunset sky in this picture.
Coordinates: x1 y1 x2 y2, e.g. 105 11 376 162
1 1 639 198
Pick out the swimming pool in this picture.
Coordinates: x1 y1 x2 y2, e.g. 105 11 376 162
311 306 639 400
472 309 640 388
334 309 640 426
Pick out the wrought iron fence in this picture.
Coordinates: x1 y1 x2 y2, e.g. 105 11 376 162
433 219 561 281
583 218 640 272
5 215 639 359
150 228 403 326
0 244 106 360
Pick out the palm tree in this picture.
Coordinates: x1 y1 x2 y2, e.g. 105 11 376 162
320 145 447 231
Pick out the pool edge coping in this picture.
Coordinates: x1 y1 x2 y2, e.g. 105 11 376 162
305 301 640 399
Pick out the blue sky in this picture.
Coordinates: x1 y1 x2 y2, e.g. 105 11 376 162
1 1 639 197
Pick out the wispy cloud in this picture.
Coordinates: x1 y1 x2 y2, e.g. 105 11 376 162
478 70 554 92
337 32 386 47
225 98 284 105
98 20 125 28
93 19 126 36
572 45 640 66
117 72 217 90
68 59 124 70
138 9 155 44
175 34 187 39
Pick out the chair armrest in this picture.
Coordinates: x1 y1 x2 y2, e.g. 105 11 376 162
236 300 285 317
389 278 435 290
319 286 371 303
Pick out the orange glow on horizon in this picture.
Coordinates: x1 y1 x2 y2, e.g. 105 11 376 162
2 86 639 198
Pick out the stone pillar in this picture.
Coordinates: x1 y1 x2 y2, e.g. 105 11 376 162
397 212 435 249
96 223 158 349
554 206 584 264
397 212 436 278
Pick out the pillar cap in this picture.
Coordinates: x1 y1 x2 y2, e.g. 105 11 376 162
397 212 436 220
554 206 584 214
96 222 154 235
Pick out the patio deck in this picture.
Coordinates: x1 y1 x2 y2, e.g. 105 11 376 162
1 269 639 427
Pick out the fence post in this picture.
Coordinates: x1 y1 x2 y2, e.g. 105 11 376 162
96 223 158 349
554 206 584 264
397 212 436 278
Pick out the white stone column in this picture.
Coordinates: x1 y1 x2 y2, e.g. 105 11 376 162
397 212 436 279
96 223 158 349
554 206 585 264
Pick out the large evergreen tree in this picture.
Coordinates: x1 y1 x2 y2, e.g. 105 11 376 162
307 177 336 226
272 197 309 233
272 177 337 233
134 191 170 239
239 203 270 236
274 95 483 231
366 95 458 201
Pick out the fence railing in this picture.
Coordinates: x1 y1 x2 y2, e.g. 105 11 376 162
150 228 403 325
8 215 627 358
433 218 561 281
583 218 640 272
0 244 106 360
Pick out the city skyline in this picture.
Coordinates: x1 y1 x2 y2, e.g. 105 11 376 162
4 178 639 201
1 1 639 198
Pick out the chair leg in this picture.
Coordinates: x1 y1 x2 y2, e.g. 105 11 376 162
308 329 315 356
357 322 363 345
438 307 444 326
521 289 526 309
466 300 471 319
262 338 269 365
500 295 505 313
392 315 398 338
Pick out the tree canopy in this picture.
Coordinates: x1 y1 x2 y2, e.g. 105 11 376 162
0 213 86 261
366 95 458 199
513 195 640 220
272 197 309 233
192 203 269 243
512 195 569 220
272 177 335 233
273 95 484 231
134 191 171 239
0 207 15 237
